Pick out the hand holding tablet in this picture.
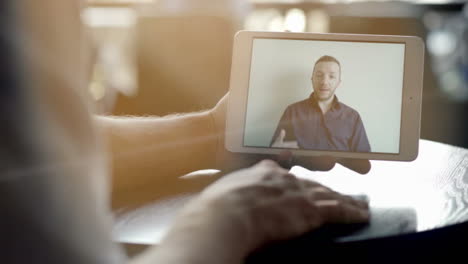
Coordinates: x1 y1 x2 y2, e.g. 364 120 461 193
271 129 299 149
225 31 424 162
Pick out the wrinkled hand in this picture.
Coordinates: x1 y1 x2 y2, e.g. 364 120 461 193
271 129 299 149
209 93 371 174
165 160 370 262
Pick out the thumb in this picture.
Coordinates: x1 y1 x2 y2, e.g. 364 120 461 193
279 129 286 142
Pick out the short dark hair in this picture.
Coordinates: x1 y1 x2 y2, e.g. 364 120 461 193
312 55 341 77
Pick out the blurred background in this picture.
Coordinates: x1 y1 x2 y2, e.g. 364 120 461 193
84 0 468 148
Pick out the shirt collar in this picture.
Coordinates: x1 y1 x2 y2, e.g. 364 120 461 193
309 92 342 111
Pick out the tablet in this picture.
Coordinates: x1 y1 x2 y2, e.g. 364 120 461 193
226 31 424 161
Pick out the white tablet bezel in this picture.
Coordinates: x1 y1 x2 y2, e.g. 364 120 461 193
226 31 424 161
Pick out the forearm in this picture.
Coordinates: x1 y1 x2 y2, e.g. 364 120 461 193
96 111 218 208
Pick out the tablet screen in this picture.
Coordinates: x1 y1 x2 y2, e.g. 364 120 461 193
243 38 405 154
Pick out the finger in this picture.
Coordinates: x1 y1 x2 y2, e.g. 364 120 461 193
257 159 280 168
341 194 369 209
308 188 369 210
273 132 284 145
279 129 286 143
261 169 301 188
256 160 292 179
276 150 293 169
314 200 370 224
338 158 371 174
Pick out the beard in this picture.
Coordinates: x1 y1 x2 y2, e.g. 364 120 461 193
314 86 335 101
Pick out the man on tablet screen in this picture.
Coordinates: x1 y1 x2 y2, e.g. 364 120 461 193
270 55 371 152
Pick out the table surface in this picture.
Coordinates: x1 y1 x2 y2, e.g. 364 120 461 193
114 139 468 248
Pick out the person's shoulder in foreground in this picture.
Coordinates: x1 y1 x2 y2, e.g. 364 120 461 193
2 1 370 264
